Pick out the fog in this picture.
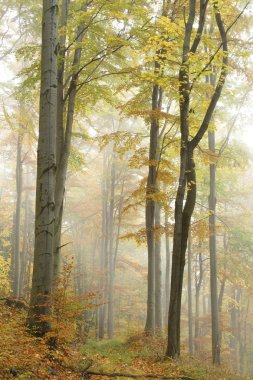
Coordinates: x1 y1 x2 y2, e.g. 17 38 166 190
0 1 252 378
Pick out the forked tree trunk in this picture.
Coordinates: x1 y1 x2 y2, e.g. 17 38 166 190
53 3 86 278
145 0 174 335
27 0 58 336
166 0 196 357
166 0 228 358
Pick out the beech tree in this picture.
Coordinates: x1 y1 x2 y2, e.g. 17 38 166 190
166 0 229 359
27 0 58 335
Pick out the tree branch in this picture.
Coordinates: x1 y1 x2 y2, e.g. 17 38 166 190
190 1 228 149
83 370 195 380
190 0 209 54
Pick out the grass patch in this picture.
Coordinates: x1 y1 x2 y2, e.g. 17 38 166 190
84 339 136 367
82 333 250 380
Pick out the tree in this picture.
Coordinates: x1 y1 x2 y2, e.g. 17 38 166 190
208 73 220 364
27 0 58 336
166 0 228 358
187 230 193 355
13 132 23 297
145 0 176 335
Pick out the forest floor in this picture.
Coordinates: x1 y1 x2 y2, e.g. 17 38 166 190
0 301 249 379
83 335 248 380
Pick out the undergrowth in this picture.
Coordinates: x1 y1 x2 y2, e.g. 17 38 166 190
84 333 250 380
0 304 249 380
0 300 84 379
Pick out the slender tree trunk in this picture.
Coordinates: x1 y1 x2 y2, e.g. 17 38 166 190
13 133 23 297
218 278 226 313
27 0 58 336
230 288 238 372
99 151 109 339
155 201 162 330
74 234 82 296
237 289 244 375
194 251 203 353
218 231 227 313
108 157 116 339
10 212 16 292
52 0 68 279
20 190 29 298
208 128 220 364
187 230 193 355
166 1 196 357
167 147 196 357
109 170 126 338
145 0 176 334
164 208 171 323
145 81 161 333
53 7 86 277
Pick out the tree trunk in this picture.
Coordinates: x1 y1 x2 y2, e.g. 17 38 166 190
20 190 29 298
53 7 85 278
27 0 58 336
166 1 196 357
164 208 171 323
218 278 226 313
167 147 196 357
155 201 162 330
13 133 23 297
230 287 238 372
208 128 220 364
108 157 116 339
166 1 227 358
99 151 109 339
187 230 193 355
145 82 161 333
194 251 203 353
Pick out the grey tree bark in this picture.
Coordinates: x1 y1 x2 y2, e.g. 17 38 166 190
194 250 203 353
20 190 29 298
99 150 109 339
108 162 126 339
53 14 85 277
187 230 193 355
27 0 58 336
108 157 116 339
230 287 238 372
167 1 197 357
155 201 162 330
208 127 220 364
164 208 171 323
13 133 23 297
145 0 173 334
166 0 228 358
145 80 161 333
